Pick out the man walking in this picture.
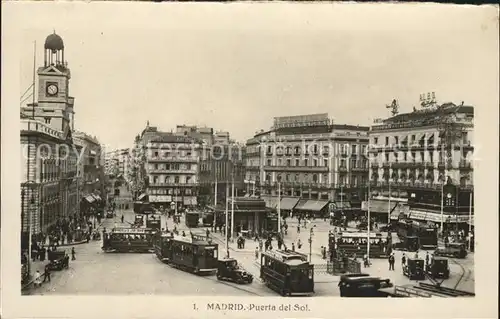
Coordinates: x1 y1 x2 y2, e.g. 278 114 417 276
388 253 395 271
44 263 51 283
71 247 76 261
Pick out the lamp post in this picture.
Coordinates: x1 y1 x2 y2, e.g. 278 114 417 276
468 192 473 251
308 225 316 262
388 163 392 225
225 181 230 258
277 176 281 234
440 180 444 234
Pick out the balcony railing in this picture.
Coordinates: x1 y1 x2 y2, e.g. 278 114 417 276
352 166 369 172
148 182 198 187
368 180 474 190
263 166 328 172
261 181 365 189
338 166 348 172
245 166 260 171
148 156 198 163
148 169 197 174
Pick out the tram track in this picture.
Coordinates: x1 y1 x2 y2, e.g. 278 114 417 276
449 258 467 290
150 253 266 296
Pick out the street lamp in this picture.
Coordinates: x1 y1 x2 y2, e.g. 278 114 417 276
308 225 316 262
277 175 282 234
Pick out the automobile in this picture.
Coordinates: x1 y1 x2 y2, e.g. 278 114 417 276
106 210 114 218
402 257 425 280
216 258 253 284
425 257 450 279
338 273 393 297
47 250 68 271
434 242 467 259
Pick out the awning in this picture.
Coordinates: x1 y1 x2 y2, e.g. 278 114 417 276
262 196 279 209
138 193 148 201
294 199 308 210
279 197 300 210
408 210 427 221
92 194 101 201
295 200 329 212
184 197 197 205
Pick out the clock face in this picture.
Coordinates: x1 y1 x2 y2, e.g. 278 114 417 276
46 84 59 96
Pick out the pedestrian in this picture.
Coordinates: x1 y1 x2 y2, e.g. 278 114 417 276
425 252 430 266
121 215 124 223
34 270 42 288
297 239 302 249
291 242 295 251
255 247 259 260
414 251 419 259
44 264 51 283
401 253 406 266
297 225 300 234
388 253 395 271
71 247 76 261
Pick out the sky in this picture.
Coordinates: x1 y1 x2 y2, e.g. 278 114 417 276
11 3 499 151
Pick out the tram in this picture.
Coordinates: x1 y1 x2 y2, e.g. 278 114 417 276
185 211 200 228
330 231 391 259
152 231 175 262
102 228 154 253
260 250 314 297
397 220 438 249
165 234 219 274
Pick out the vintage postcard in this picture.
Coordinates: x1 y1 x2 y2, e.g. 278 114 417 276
1 2 498 318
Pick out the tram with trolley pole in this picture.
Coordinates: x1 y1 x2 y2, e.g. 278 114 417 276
102 227 155 253
397 219 438 250
164 233 219 274
260 249 314 297
330 231 391 259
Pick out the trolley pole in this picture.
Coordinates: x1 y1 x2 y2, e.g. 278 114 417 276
308 225 315 262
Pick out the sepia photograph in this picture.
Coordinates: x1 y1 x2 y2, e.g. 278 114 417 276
2 2 499 318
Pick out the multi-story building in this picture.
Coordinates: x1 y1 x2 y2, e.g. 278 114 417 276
198 143 246 207
20 32 80 242
366 99 474 229
176 125 214 146
104 148 130 178
137 124 201 209
245 113 370 215
73 131 106 211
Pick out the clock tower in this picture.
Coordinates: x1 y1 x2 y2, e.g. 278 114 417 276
26 31 76 135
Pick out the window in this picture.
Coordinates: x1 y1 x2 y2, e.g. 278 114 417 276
385 137 389 145
394 153 399 162
278 159 282 166
323 159 328 167
313 145 318 154
340 159 346 167
174 176 179 183
385 153 389 162
351 159 357 168
267 146 272 154
286 147 292 155
313 159 318 167
285 174 290 181
153 176 158 184
403 152 407 161
312 174 318 182
294 146 300 155
44 117 51 124
395 136 399 145
323 145 329 155
304 159 309 167
305 145 309 155
286 159 291 167
351 145 357 154
154 151 159 157
374 137 378 144
267 159 272 166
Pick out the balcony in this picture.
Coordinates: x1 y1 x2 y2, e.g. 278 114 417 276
338 166 348 172
459 160 473 170
261 181 364 189
148 156 198 163
245 166 260 171
148 169 197 174
368 180 474 191
263 166 328 173
148 182 198 187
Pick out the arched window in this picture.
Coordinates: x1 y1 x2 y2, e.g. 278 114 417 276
312 174 318 183
285 174 290 181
